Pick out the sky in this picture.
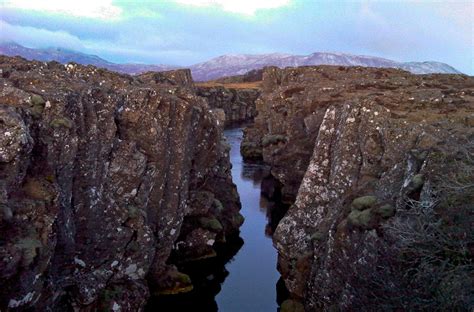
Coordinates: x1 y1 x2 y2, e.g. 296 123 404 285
0 0 473 74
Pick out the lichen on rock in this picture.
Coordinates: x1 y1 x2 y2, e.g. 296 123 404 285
0 56 242 310
243 65 474 310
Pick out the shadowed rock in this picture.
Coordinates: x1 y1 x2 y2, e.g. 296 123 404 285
243 65 474 310
0 56 242 311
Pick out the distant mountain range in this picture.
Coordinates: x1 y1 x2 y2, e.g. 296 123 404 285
0 42 176 75
191 53 462 80
0 42 462 81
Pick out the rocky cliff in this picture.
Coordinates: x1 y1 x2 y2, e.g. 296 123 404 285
0 56 243 310
196 86 259 127
243 66 474 310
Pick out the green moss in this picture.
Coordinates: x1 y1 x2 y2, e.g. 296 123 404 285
376 204 396 218
199 216 223 232
24 178 54 202
261 134 288 147
30 106 44 118
154 271 194 295
280 299 305 312
127 206 140 219
213 198 224 213
348 209 374 228
232 213 245 227
156 285 193 295
45 174 55 183
240 142 262 160
15 238 42 266
50 117 73 129
29 95 46 118
176 272 191 284
411 174 425 190
411 149 428 161
30 95 45 106
310 231 325 242
351 195 377 211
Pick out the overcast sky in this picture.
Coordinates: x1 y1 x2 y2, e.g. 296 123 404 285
1 0 472 74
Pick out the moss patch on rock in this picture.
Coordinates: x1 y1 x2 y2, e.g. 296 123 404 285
50 117 73 129
153 270 194 296
15 238 42 267
127 206 140 219
232 213 245 227
310 231 325 242
29 94 46 117
351 195 377 211
240 142 262 160
212 198 224 213
376 204 396 218
411 174 425 190
348 209 374 228
23 178 54 202
262 134 288 147
199 216 223 232
281 299 305 312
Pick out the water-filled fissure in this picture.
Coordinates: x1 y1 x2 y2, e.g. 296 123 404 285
146 126 288 311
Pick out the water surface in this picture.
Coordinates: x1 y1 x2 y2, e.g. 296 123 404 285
146 127 284 311
215 127 281 311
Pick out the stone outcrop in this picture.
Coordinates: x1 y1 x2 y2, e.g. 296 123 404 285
0 56 243 310
196 86 259 126
213 69 263 84
139 68 195 90
243 66 474 310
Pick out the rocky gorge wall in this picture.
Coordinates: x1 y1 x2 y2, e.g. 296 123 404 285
242 66 474 310
0 57 243 311
195 86 259 127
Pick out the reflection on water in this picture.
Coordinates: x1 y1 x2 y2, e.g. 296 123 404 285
146 235 243 311
146 126 288 311
215 126 289 311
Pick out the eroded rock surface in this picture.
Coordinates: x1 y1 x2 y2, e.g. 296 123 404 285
196 86 259 127
0 56 242 310
243 66 474 310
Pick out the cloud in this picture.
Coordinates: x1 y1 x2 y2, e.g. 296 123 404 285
0 0 471 74
174 0 291 15
0 20 85 50
3 0 122 19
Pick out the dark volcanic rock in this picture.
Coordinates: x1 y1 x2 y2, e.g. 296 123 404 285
0 56 241 310
243 65 474 310
139 69 195 90
213 69 264 84
196 86 260 126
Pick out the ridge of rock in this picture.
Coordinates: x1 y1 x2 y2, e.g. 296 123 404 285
242 65 474 310
0 56 242 310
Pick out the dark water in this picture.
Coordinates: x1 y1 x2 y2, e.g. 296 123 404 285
214 127 281 311
146 127 286 311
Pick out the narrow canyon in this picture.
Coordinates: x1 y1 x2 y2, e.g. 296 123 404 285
1 56 473 311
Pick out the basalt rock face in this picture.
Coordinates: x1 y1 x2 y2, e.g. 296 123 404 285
243 66 474 310
0 56 242 310
196 86 259 127
213 69 263 84
139 69 195 90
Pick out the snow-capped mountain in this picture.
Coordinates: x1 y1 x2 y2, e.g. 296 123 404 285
0 42 176 75
0 42 462 81
189 52 462 81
